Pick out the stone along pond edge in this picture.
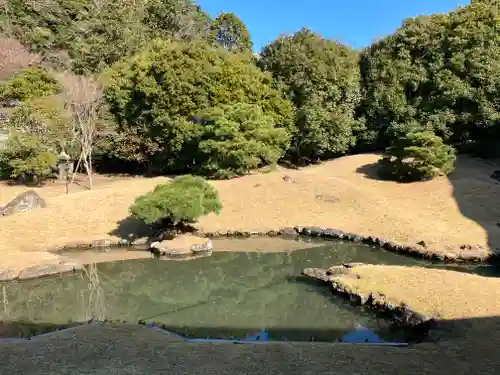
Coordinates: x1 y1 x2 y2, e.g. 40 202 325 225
199 226 493 263
2 224 493 283
116 225 492 262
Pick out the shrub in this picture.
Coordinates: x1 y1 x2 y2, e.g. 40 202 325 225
196 103 290 178
378 131 456 182
0 131 58 184
129 175 222 226
0 68 60 102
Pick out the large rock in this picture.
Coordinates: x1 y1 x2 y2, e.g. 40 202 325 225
0 268 20 282
17 262 83 280
302 268 330 282
150 236 213 260
0 190 47 217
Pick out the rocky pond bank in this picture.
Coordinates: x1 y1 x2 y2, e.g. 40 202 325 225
0 223 493 282
302 262 500 342
200 226 495 262
301 263 437 340
0 234 214 282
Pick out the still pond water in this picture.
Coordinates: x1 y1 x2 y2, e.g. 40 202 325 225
0 239 494 342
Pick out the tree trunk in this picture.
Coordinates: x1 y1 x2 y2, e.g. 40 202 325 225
83 156 93 190
71 153 83 184
88 149 93 190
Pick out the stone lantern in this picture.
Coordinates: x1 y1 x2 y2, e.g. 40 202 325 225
57 151 73 181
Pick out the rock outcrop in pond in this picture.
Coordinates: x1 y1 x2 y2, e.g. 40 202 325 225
150 238 213 260
0 261 83 282
0 190 47 217
302 263 436 338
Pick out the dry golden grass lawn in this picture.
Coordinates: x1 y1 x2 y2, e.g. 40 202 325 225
1 154 500 373
1 153 500 270
332 265 500 320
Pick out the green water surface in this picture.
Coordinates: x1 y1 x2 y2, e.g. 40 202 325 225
0 239 495 342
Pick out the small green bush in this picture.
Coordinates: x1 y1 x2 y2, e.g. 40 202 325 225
0 68 61 102
378 131 456 182
129 175 222 226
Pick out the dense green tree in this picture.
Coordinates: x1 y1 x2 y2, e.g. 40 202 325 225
2 98 74 155
130 175 222 226
360 0 500 157
208 12 252 52
195 103 290 178
1 0 211 74
143 0 211 40
104 39 294 174
259 28 362 163
0 130 58 184
0 68 60 101
378 131 456 182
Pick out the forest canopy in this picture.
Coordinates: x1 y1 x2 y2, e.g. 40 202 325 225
1 0 499 182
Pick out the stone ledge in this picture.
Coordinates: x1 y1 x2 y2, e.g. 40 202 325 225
150 239 213 260
0 262 84 282
199 226 494 263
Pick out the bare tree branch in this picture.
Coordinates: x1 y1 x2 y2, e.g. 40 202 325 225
56 72 104 190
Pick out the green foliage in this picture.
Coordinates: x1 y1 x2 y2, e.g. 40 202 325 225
0 68 60 101
378 131 456 182
104 39 293 173
145 0 211 40
3 0 211 74
4 100 73 154
208 12 253 52
259 28 361 162
195 103 290 178
129 175 222 225
0 131 58 184
359 0 500 156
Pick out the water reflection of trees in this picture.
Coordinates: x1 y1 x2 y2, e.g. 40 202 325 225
2 285 9 318
80 263 106 321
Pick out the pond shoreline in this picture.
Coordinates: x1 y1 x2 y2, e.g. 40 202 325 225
46 225 498 263
302 263 438 340
200 226 495 263
1 224 495 282
0 226 492 281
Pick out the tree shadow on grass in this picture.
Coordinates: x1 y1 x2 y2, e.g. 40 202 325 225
2 316 500 375
448 156 500 257
357 155 500 258
355 162 397 182
3 177 51 187
108 216 199 241
108 216 155 241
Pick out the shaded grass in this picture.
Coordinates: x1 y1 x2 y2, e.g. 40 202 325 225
0 319 500 375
